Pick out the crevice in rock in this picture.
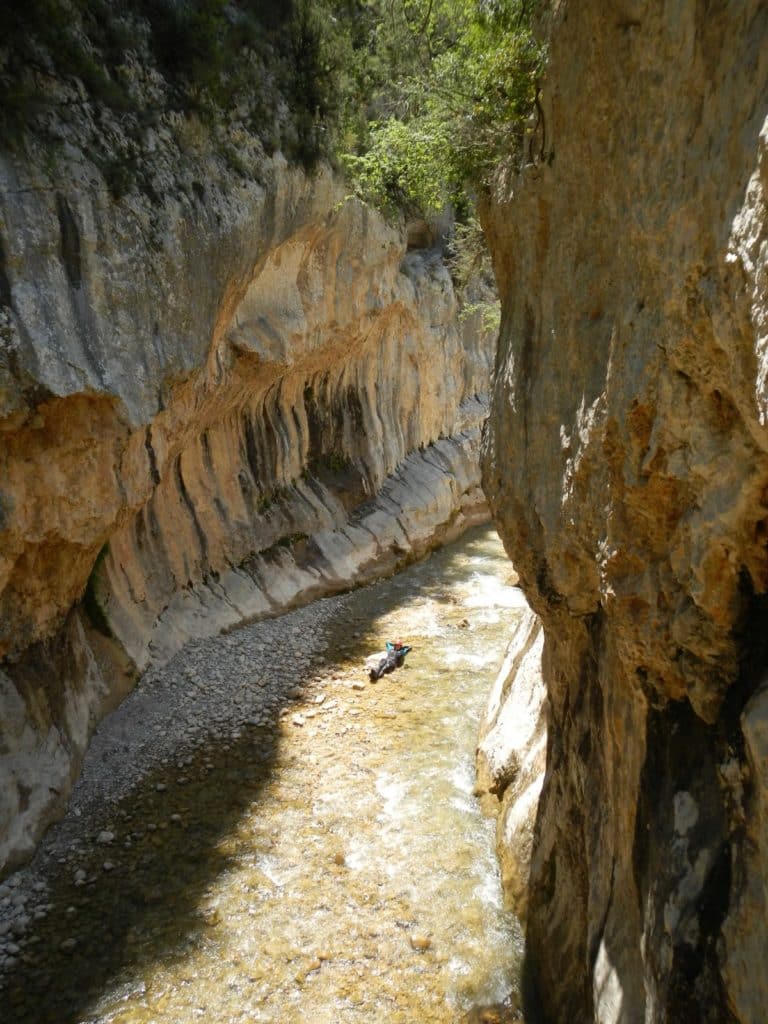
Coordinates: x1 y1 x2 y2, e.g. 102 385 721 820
633 695 736 1020
144 427 160 486
173 454 209 569
0 234 12 308
54 193 82 291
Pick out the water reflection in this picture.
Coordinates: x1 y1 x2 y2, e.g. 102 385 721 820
3 526 525 1023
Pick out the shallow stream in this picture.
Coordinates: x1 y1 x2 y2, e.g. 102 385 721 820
2 526 527 1023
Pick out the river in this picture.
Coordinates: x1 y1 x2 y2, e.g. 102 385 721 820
0 525 528 1023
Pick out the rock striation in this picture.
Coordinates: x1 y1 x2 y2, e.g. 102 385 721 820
0 145 493 874
482 2 768 1022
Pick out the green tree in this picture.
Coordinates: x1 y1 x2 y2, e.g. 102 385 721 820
340 0 546 216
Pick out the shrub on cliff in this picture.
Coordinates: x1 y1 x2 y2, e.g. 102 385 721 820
340 0 546 216
0 0 544 213
0 0 352 169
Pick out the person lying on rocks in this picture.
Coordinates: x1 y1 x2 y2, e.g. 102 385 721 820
368 640 412 681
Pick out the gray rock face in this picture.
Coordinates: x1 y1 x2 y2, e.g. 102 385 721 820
0 147 493 874
482 3 768 1021
476 605 545 926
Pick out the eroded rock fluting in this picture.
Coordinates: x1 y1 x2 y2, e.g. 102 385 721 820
0 141 493 874
481 3 768 1022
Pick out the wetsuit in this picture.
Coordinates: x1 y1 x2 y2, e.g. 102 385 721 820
369 642 412 680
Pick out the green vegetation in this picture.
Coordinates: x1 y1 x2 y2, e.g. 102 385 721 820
311 450 355 475
0 0 545 216
339 0 546 216
258 482 294 515
447 216 501 331
277 532 309 549
0 0 352 167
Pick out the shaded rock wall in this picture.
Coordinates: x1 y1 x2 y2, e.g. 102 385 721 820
0 150 493 873
482 2 768 1021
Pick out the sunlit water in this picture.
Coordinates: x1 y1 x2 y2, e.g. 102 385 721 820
4 526 526 1023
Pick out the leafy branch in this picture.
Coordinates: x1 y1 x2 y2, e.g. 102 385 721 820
340 0 546 218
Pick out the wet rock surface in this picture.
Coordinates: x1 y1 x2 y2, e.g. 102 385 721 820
0 527 524 1024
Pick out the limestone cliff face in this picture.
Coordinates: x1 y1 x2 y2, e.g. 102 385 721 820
0 149 492 873
476 606 546 926
482 3 768 1021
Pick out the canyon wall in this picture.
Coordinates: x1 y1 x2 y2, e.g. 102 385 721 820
482 2 768 1022
476 605 546 926
0 142 493 873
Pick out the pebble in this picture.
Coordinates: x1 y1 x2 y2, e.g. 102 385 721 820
0 594 348 988
409 933 432 951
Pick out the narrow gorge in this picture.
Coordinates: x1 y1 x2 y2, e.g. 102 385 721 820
1 150 494 872
3 2 768 1023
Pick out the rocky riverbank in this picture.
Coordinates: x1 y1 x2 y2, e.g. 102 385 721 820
1 135 494 874
0 595 342 980
0 527 525 1024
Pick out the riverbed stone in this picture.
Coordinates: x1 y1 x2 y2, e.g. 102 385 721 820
0 528 522 1021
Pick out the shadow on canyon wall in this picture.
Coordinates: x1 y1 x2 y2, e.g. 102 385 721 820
3 534 508 1023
